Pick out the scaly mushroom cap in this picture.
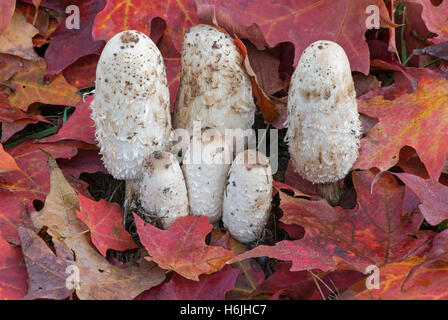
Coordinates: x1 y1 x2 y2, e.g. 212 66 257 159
181 128 232 224
222 149 273 243
286 40 361 184
140 151 189 229
91 30 172 180
173 24 256 133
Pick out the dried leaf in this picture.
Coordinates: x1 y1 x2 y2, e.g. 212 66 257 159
19 227 75 300
0 11 39 61
31 155 165 300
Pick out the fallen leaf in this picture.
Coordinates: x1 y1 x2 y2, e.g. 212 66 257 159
393 173 448 226
1 57 81 111
158 34 180 111
0 143 20 173
411 0 448 44
62 55 99 89
234 36 277 122
140 265 239 300
135 215 235 281
31 155 166 300
59 150 107 178
19 226 76 300
414 42 448 61
44 0 106 76
245 42 283 96
0 0 15 35
0 106 50 143
77 194 137 257
197 0 393 74
40 96 96 145
0 11 39 61
210 230 266 299
346 256 448 299
0 236 27 299
253 262 364 300
0 141 79 243
93 0 198 52
355 77 448 179
230 171 434 273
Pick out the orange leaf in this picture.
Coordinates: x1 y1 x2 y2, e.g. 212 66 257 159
0 143 20 173
355 77 448 179
348 256 448 300
1 57 81 111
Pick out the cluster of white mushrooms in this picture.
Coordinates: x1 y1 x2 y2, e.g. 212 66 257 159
90 25 361 244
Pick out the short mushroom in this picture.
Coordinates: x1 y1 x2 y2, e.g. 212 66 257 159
173 24 256 133
286 40 361 205
222 149 273 244
90 30 172 227
139 151 189 229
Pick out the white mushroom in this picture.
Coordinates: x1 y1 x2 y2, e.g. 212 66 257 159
90 30 172 226
181 128 232 224
222 149 273 244
139 151 189 229
173 24 256 133
286 40 361 205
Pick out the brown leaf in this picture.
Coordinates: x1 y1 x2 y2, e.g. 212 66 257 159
0 0 15 35
19 227 75 300
31 155 165 300
0 11 39 61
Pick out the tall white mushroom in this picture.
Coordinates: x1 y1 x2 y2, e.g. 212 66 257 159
90 30 171 226
181 128 232 224
173 24 256 133
286 40 361 205
222 149 273 244
139 151 189 229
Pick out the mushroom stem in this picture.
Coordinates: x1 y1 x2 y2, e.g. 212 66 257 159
315 181 342 206
123 178 141 231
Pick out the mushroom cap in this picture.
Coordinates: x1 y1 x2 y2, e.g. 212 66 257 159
91 30 172 180
286 40 361 184
173 24 256 133
140 151 189 229
181 128 232 224
222 149 273 243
